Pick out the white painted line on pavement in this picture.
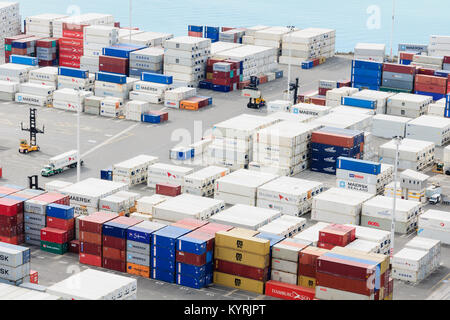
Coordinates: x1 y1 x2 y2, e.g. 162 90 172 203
82 123 139 158
88 140 97 144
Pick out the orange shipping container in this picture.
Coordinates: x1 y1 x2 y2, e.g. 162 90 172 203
415 74 447 87
103 247 126 261
415 83 447 94
79 231 102 245
127 263 150 278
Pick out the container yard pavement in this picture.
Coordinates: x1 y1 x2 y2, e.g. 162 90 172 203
1 54 450 300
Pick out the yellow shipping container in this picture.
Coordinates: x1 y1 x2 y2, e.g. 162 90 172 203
215 230 270 256
298 275 316 289
319 57 326 64
206 72 213 80
213 272 264 294
384 293 393 300
331 247 390 274
227 228 259 238
214 246 269 269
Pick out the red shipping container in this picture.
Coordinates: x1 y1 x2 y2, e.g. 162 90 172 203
69 240 80 254
317 242 336 250
103 257 126 273
316 255 375 281
59 37 84 48
222 27 234 32
29 270 38 284
213 71 231 79
59 53 81 62
207 59 224 67
415 74 447 87
415 83 447 94
38 60 57 67
197 223 233 236
80 253 102 267
212 78 232 86
103 246 126 261
0 198 24 216
41 227 69 244
311 131 356 149
46 217 75 231
265 281 315 300
80 241 102 256
238 81 251 90
374 289 380 300
5 34 33 45
214 259 269 282
318 88 331 96
388 277 394 296
383 63 416 75
417 68 435 76
59 45 83 55
0 235 21 245
319 224 356 246
176 251 207 266
176 219 209 230
62 23 88 39
99 56 129 69
0 225 23 238
316 271 374 296
59 59 80 68
338 80 352 87
103 235 126 250
80 231 102 245
399 52 415 60
188 31 202 37
310 97 326 106
156 183 182 197
36 38 58 48
298 248 330 278
0 212 23 227
79 212 119 234
313 59 320 67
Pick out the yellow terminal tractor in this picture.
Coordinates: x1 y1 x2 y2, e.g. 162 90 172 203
242 76 266 109
19 108 44 154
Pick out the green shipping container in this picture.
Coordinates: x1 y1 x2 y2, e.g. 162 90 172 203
380 86 412 94
5 44 11 51
41 241 68 255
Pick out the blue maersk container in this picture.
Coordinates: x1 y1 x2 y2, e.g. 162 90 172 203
415 91 445 101
141 72 173 84
96 71 127 84
58 66 88 79
46 204 74 220
10 55 38 66
341 97 377 110
337 157 381 175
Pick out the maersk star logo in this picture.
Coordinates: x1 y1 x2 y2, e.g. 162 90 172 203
17 95 22 102
339 181 346 188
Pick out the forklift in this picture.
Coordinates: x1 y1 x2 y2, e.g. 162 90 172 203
433 161 445 174
242 76 266 109
19 108 44 154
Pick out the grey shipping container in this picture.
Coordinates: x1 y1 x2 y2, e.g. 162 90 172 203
382 79 414 91
382 72 415 83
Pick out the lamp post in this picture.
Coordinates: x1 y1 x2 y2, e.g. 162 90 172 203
390 0 396 62
286 25 295 101
390 136 402 260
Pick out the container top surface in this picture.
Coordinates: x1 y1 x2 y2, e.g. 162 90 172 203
60 178 127 197
420 209 450 222
217 169 278 188
363 195 421 211
407 115 450 128
393 248 428 261
258 176 323 195
373 114 413 123
400 169 430 182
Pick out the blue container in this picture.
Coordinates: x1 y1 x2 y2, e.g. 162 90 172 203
152 245 176 260
5 195 27 202
341 97 377 110
127 225 160 244
400 59 412 65
275 70 284 79
141 72 173 84
102 44 146 59
206 250 213 264
176 263 207 277
337 157 381 175
435 70 450 78
302 61 313 69
11 41 28 49
352 60 383 71
141 113 161 124
150 227 185 247
310 160 337 175
176 273 206 289
152 256 176 272
206 26 219 33
188 25 203 32
205 273 213 285
151 268 175 283
352 68 382 79
46 204 74 220
212 84 231 92
10 55 38 66
353 83 380 91
415 91 445 101
311 153 340 164
102 222 131 239
255 233 284 248
311 143 361 158
446 95 450 118
96 72 126 84
351 75 381 86
100 168 113 181
199 81 213 90
58 67 88 79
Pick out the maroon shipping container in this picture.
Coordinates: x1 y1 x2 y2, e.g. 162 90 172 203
311 131 356 149
156 183 181 197
443 56 450 64
79 212 119 234
99 55 129 74
298 248 329 278
415 83 447 94
214 259 269 282
416 74 448 86
36 37 59 48
318 88 331 96
5 34 33 45
103 257 126 273
0 212 23 227
80 231 102 246
208 59 224 67
0 198 24 216
400 52 415 60
103 235 126 250
213 71 231 79
103 246 126 261
317 242 337 250
40 227 69 244
212 78 232 86
176 251 207 266
80 241 102 256
383 63 416 75
309 97 326 106
316 271 374 296
316 255 375 281
0 225 23 238
319 224 355 247
69 240 80 254
417 68 435 76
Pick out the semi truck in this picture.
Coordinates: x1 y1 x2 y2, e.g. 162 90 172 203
41 150 84 177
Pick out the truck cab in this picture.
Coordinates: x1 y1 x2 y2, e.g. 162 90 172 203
41 163 62 177
429 194 442 205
